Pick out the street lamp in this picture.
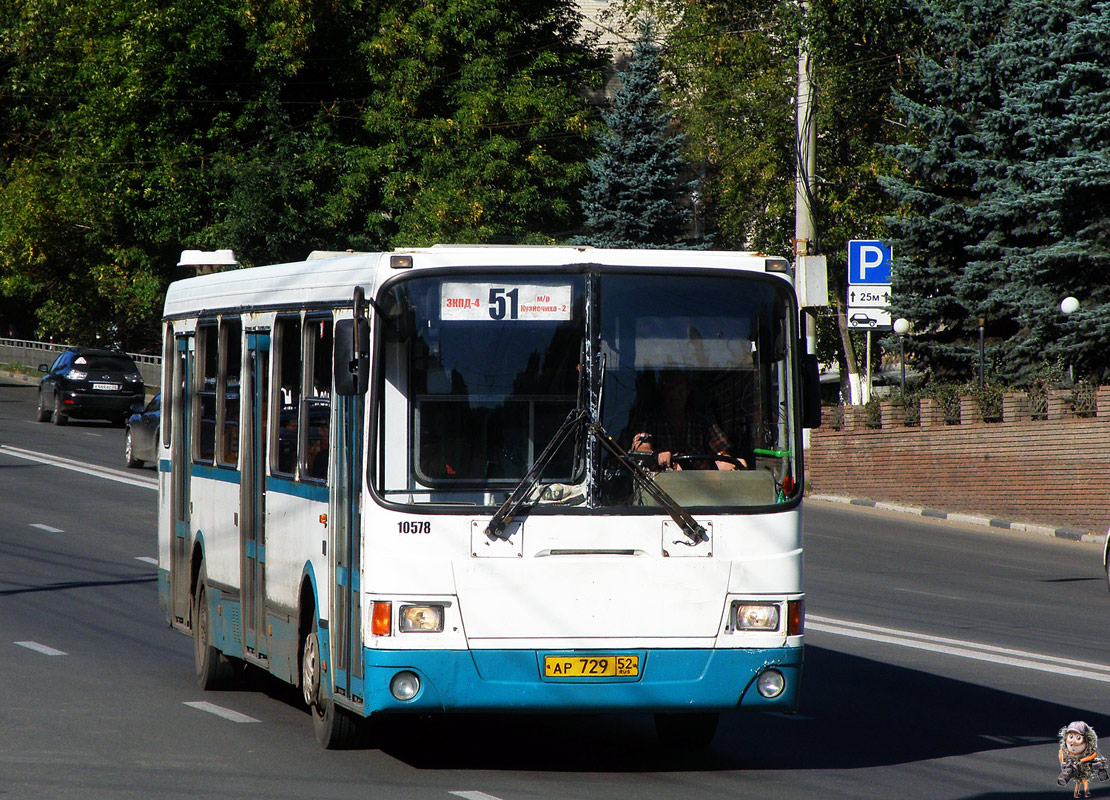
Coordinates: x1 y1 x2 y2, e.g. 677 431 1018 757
978 316 985 388
893 317 910 398
1061 296 1079 383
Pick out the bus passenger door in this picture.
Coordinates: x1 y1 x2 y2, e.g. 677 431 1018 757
330 391 364 706
242 333 270 662
170 336 192 628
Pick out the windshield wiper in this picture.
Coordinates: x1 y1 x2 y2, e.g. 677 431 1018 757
484 411 706 546
485 407 588 541
586 421 708 545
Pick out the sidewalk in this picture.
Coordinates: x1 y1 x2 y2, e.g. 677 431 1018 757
809 493 1106 545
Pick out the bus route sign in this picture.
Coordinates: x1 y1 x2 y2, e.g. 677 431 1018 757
440 283 573 322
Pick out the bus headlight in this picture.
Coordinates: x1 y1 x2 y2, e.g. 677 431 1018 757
731 602 780 631
398 604 445 633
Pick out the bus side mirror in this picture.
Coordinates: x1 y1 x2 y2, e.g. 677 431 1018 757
334 318 369 396
802 352 821 429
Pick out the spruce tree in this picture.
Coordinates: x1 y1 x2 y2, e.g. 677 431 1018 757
881 0 1008 380
967 0 1110 383
576 20 693 248
885 0 1110 383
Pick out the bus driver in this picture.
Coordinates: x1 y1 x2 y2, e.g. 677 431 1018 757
630 370 747 472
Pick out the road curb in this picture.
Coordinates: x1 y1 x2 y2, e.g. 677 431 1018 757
0 368 40 386
809 493 1105 545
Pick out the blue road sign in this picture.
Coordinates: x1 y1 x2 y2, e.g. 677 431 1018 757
847 241 892 285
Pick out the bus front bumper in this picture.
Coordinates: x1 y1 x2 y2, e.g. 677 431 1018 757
353 646 802 717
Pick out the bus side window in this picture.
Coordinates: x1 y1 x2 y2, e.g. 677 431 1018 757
273 316 302 477
217 318 242 467
302 315 332 481
194 321 218 463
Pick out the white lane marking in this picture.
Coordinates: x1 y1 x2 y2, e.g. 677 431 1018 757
808 614 1110 683
135 556 158 565
30 523 63 533
16 641 67 656
450 793 506 800
0 445 157 491
183 701 261 724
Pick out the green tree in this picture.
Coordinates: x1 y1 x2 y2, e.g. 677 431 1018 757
968 0 1110 383
884 0 1110 384
0 0 604 349
627 1 799 252
575 19 693 248
881 0 1007 380
615 0 923 401
358 0 605 246
0 0 247 349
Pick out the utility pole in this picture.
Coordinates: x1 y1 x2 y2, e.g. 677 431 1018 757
794 4 860 406
793 4 837 411
794 7 817 267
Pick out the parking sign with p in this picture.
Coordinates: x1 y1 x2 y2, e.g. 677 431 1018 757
848 241 892 285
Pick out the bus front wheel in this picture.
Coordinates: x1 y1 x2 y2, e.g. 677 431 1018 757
301 618 362 749
193 566 237 690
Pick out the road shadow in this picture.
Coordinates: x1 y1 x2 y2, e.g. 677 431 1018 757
0 575 157 596
50 418 127 429
359 645 1107 773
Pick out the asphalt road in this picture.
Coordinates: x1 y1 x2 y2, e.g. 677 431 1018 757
1 377 1107 799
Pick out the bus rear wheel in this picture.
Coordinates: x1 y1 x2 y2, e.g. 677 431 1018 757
301 618 362 749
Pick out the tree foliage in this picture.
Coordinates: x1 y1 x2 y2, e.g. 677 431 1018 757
575 19 693 248
619 1 799 253
362 0 605 246
0 0 604 349
885 0 1110 384
614 0 922 401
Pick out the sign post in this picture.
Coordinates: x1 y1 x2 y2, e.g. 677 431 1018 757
847 241 894 403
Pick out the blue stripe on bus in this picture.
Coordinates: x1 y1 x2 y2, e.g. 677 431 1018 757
352 646 802 716
190 463 242 484
160 461 329 503
266 475 329 503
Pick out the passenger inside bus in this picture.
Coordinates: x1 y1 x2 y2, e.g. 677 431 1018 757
628 370 747 472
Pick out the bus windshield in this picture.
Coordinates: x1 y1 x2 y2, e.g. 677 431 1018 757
375 269 799 510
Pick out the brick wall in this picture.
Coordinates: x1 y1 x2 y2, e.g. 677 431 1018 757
806 387 1110 535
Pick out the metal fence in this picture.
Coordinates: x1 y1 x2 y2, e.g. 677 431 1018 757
0 338 162 390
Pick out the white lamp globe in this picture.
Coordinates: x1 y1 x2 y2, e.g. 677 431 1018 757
893 318 910 335
1061 296 1080 315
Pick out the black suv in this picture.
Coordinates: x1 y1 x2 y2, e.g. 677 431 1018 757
37 347 146 426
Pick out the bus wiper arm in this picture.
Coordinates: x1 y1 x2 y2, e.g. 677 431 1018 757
485 407 588 541
586 421 708 545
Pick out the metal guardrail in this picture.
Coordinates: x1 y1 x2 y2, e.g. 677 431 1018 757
0 338 162 390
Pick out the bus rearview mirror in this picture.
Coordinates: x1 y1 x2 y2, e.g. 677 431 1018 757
802 351 821 429
334 318 369 396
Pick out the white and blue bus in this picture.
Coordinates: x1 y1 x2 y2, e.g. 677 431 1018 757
157 245 821 748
